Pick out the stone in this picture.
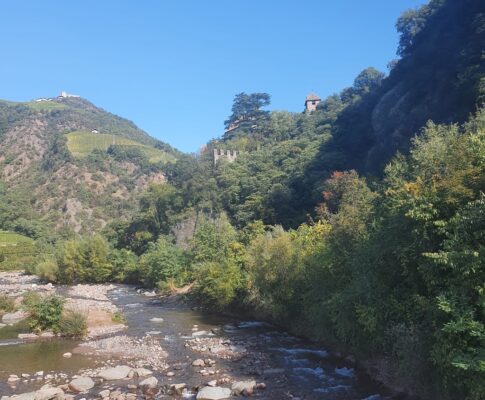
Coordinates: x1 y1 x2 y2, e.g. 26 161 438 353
149 317 164 323
231 380 256 396
22 373 31 378
8 376 20 383
170 383 187 395
139 376 158 390
166 371 175 377
36 371 44 377
134 368 152 377
9 392 36 400
192 359 205 367
207 380 217 387
18 333 38 340
256 382 266 390
98 390 110 398
33 386 64 400
125 395 136 400
196 387 231 400
62 353 72 358
2 310 28 325
97 366 132 380
68 377 94 392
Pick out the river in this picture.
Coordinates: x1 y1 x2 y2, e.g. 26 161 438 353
0 282 390 399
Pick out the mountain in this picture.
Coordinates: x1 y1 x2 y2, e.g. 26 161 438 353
0 94 178 237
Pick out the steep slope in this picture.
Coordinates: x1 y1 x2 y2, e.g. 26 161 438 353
329 0 485 174
0 95 177 236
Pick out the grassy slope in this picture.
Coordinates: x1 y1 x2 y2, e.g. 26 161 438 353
0 231 34 246
66 131 176 163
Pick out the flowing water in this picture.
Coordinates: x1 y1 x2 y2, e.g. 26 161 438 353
0 285 390 399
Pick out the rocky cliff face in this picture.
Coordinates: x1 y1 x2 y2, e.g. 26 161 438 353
334 0 485 174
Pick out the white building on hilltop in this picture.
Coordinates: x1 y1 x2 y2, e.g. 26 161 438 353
59 91 80 99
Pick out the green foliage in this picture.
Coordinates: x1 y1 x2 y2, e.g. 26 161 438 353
59 310 88 338
66 131 174 163
110 248 139 283
0 294 15 314
35 259 59 282
139 236 187 287
26 294 64 333
56 235 112 284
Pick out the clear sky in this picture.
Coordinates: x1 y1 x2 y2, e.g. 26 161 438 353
0 0 426 153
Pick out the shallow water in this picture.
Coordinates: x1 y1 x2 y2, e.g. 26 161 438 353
0 285 390 399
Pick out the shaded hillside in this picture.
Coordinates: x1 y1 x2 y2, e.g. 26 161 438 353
0 96 177 237
326 0 485 174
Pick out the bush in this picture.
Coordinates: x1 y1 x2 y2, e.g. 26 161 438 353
25 294 64 333
139 236 187 287
59 310 87 338
0 294 15 314
35 259 58 282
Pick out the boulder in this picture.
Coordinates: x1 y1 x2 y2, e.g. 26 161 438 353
97 365 132 380
98 390 110 398
9 392 36 400
231 380 256 396
18 333 38 340
134 368 152 377
68 377 94 392
33 386 64 400
139 376 158 390
192 359 205 367
196 387 231 400
170 383 186 395
2 311 28 325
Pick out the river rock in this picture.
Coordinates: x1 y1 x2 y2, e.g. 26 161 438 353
33 385 64 400
98 390 110 398
150 317 164 323
231 380 256 396
139 376 158 390
166 371 175 377
68 377 94 392
62 353 72 358
170 383 187 395
2 310 28 325
192 359 205 367
97 365 132 380
134 367 152 377
9 392 36 400
196 387 231 400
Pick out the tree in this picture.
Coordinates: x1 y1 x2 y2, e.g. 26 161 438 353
223 92 271 141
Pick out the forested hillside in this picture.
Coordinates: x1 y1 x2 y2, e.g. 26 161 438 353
0 95 177 242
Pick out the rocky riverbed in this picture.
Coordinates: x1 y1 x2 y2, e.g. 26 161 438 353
0 272 391 399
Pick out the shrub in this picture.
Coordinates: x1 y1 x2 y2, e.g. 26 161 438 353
59 310 87 338
0 294 15 314
35 259 58 282
26 294 64 333
139 236 187 287
111 312 126 324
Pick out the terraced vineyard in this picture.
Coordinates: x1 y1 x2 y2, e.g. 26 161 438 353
66 131 175 163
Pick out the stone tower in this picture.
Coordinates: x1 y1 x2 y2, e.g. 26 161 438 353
304 92 321 113
213 149 238 164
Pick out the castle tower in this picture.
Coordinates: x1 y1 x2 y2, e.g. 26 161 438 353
304 92 321 113
213 149 238 164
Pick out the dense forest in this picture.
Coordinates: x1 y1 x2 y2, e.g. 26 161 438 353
1 0 484 399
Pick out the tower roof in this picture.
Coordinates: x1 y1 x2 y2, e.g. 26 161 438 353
305 92 321 102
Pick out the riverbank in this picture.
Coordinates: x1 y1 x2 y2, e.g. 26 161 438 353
0 271 393 399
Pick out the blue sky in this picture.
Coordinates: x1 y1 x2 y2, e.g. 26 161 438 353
0 0 426 152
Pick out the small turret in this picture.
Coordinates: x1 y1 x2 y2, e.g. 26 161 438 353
304 92 321 113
